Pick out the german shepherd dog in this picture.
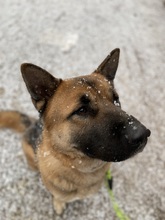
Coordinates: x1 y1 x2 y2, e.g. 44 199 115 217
0 49 150 214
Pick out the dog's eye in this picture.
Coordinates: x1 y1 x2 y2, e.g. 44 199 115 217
74 106 88 116
72 105 99 118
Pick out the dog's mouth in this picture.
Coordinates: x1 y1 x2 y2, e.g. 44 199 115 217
96 139 149 163
118 140 148 162
132 141 146 155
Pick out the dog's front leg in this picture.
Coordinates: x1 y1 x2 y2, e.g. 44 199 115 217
53 197 66 215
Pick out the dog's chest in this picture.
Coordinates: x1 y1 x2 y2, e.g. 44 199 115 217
38 149 110 190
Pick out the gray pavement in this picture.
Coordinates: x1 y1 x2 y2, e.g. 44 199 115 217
0 0 165 219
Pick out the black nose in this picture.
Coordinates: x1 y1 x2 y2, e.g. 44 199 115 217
123 115 151 148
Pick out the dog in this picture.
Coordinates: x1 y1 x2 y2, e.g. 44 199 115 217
0 48 151 214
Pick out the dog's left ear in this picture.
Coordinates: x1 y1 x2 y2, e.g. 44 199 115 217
21 63 62 113
95 48 120 81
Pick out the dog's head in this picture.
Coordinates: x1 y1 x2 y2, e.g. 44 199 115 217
21 49 151 162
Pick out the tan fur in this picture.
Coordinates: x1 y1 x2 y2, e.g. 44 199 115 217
38 135 110 214
35 75 111 214
0 111 27 132
0 111 37 170
22 140 38 170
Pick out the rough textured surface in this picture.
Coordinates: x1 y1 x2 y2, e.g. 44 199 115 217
0 0 165 219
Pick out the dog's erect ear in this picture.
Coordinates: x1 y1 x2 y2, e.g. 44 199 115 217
95 48 120 81
21 63 62 113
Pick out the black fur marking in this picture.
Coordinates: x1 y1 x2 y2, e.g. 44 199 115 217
80 95 90 105
24 120 43 152
20 113 33 128
73 111 151 162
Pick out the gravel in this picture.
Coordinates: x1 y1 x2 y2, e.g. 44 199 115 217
0 0 165 219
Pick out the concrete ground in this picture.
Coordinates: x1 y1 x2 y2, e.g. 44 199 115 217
0 0 165 219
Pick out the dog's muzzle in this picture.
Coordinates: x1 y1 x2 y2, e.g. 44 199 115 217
73 109 151 163
108 113 151 162
120 115 151 155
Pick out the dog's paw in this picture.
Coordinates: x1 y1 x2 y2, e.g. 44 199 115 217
53 198 66 215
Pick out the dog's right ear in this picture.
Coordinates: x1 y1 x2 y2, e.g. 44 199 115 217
21 63 62 113
94 48 120 81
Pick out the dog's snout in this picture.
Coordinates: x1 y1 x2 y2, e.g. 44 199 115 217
123 115 151 147
127 126 150 146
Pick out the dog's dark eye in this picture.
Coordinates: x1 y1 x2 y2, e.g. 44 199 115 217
72 105 98 118
74 106 88 116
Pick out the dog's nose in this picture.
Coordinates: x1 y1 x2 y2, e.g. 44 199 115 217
123 115 151 148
